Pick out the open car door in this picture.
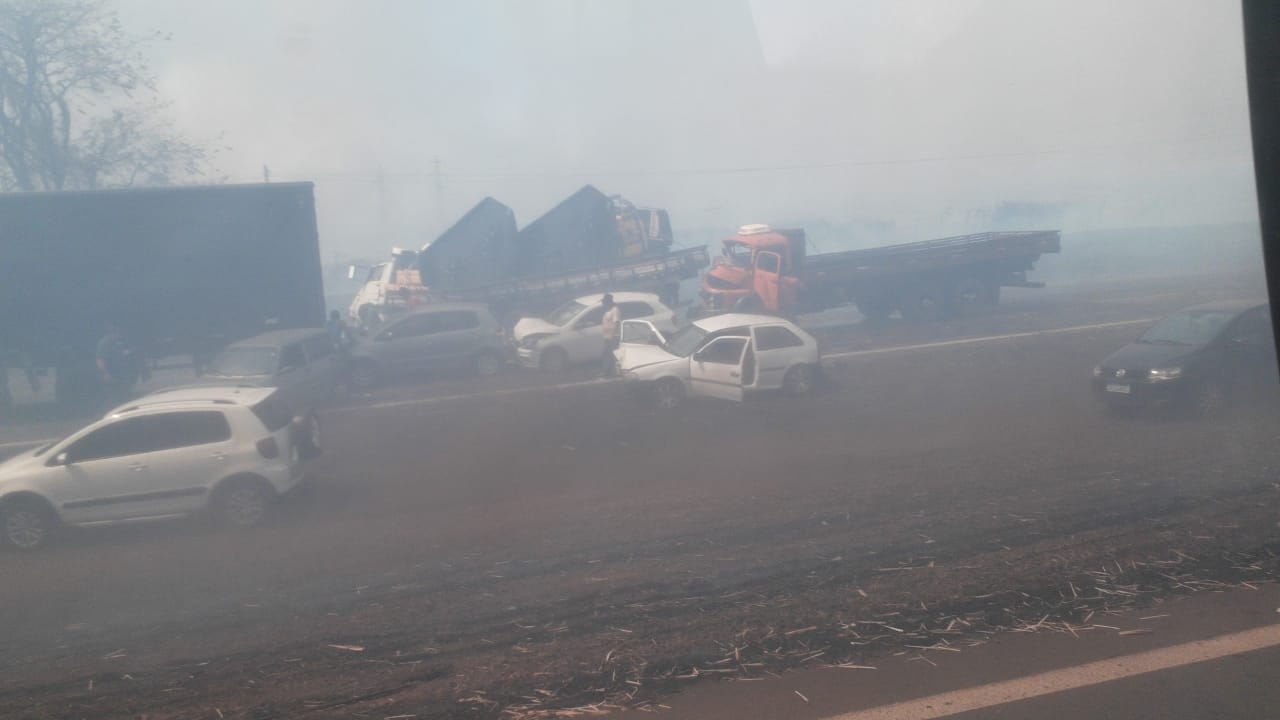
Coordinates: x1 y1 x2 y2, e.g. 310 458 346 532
689 335 750 401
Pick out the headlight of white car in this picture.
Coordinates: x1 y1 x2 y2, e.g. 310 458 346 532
1148 367 1182 381
520 334 551 349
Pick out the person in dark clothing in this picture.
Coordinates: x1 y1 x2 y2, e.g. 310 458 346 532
96 323 139 409
327 310 349 347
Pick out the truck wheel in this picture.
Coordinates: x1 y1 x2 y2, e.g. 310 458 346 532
901 287 946 321
856 297 894 324
350 359 378 389
953 277 991 314
539 347 569 374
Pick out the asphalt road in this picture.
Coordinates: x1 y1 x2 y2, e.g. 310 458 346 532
0 271 1277 719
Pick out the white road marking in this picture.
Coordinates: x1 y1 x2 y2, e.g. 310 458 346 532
0 317 1159 432
329 377 614 413
820 624 1280 720
823 318 1155 361
327 318 1156 415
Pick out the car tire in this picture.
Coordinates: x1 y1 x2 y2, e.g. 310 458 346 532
539 347 569 374
653 378 685 409
473 350 504 377
350 359 378 389
783 364 817 396
0 498 56 551
213 476 274 529
1192 380 1229 419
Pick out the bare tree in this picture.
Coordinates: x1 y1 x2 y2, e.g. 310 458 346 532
0 0 215 192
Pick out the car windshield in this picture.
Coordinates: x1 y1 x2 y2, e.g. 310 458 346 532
206 347 279 376
545 300 587 326
1139 311 1236 346
665 325 708 357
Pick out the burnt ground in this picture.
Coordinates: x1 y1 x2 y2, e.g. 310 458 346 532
0 275 1278 719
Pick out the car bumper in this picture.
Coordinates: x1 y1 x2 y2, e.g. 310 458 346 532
1092 377 1186 406
516 346 541 368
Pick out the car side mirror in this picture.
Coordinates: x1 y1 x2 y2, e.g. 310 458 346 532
53 452 70 466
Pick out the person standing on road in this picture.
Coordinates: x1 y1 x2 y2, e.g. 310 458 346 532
96 322 139 409
601 293 622 377
327 309 349 348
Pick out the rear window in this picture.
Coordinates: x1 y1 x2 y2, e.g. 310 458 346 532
437 310 480 332
619 302 655 320
755 325 805 351
251 395 294 431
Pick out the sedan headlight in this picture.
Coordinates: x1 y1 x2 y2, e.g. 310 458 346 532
1148 367 1183 381
520 334 551 349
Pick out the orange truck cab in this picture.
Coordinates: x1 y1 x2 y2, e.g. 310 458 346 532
700 225 807 313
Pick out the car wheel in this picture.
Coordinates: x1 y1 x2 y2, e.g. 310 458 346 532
540 347 569 374
783 364 816 396
473 350 504 377
350 359 378 389
1193 380 1229 418
215 477 273 528
1 499 55 550
653 378 685 409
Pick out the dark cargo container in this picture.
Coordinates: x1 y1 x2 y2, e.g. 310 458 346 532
514 185 620 277
0 182 324 404
417 197 518 292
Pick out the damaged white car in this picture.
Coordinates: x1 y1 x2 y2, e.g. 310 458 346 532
615 313 822 408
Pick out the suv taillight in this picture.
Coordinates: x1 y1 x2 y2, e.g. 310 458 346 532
257 436 280 458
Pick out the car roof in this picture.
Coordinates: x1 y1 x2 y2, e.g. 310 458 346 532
107 385 277 416
1175 300 1269 314
692 313 797 333
225 327 328 348
574 291 664 305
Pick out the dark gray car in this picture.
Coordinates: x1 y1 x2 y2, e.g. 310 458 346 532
348 303 507 388
202 328 344 415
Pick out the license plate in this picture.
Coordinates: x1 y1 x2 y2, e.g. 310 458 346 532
1105 384 1131 394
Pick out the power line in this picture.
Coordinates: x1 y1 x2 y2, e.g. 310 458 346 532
298 133 1248 183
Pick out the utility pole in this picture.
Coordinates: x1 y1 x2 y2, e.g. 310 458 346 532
263 165 270 183
432 156 443 229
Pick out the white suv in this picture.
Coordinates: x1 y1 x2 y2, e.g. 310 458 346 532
513 292 679 372
0 386 312 550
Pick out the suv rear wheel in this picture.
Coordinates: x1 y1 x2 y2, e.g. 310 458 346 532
214 477 274 528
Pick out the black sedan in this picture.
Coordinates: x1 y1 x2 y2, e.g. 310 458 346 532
1092 300 1277 414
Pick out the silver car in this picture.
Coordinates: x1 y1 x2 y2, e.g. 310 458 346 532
202 328 344 415
347 303 508 388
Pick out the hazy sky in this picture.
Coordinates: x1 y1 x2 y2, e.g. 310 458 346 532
114 0 1256 259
